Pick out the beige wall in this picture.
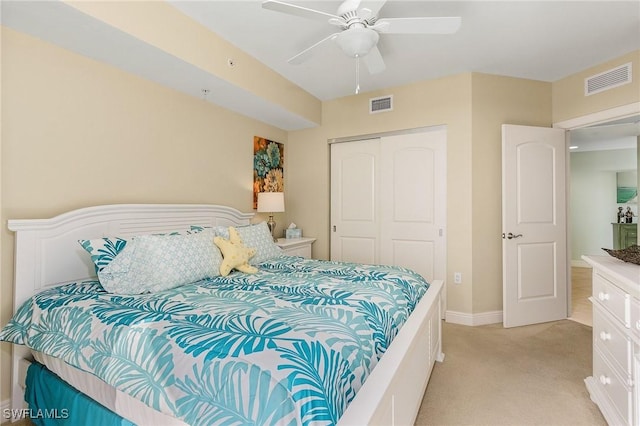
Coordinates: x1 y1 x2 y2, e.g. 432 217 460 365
0 27 287 403
470 74 552 313
66 1 321 126
553 50 640 123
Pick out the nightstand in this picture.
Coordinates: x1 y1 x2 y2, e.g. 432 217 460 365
276 237 316 258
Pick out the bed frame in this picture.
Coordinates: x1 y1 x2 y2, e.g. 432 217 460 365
7 204 444 425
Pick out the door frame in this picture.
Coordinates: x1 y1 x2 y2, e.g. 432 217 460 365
553 102 640 316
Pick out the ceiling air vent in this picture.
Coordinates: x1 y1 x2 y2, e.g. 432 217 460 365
585 62 632 96
370 95 393 114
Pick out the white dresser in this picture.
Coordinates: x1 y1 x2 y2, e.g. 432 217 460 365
276 237 316 258
583 255 640 426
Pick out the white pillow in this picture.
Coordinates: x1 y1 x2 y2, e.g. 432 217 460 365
98 230 221 294
234 222 282 265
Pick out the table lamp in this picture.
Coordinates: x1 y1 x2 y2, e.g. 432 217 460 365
257 192 285 241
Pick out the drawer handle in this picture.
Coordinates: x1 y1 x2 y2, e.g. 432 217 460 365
599 331 611 341
636 320 640 330
599 375 611 385
598 292 610 301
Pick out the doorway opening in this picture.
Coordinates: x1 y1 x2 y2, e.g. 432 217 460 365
558 106 640 326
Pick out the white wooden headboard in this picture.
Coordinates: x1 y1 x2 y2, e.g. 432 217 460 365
6 204 253 412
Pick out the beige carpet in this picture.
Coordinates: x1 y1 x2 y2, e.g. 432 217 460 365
570 266 593 326
416 320 607 426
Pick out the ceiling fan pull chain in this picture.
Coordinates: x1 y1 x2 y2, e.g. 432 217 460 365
355 55 360 94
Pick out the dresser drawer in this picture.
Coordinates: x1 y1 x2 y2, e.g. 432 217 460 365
593 271 629 325
630 297 640 341
593 305 632 375
593 347 633 425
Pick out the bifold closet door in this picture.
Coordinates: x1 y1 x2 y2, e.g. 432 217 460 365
330 128 446 285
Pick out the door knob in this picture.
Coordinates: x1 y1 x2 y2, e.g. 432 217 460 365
507 232 523 239
599 331 611 341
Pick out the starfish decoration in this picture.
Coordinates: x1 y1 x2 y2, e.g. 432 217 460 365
214 227 258 277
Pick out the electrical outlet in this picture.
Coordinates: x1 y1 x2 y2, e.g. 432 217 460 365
454 272 462 284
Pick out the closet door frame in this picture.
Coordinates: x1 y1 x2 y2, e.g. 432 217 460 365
330 126 447 302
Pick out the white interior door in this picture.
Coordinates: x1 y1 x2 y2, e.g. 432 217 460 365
502 124 568 328
330 139 380 264
379 130 446 283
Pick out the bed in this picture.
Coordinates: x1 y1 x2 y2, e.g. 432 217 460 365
1 204 444 425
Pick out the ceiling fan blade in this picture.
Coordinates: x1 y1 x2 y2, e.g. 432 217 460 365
337 0 362 16
288 33 340 65
262 0 341 22
363 45 386 74
360 0 387 18
375 16 461 34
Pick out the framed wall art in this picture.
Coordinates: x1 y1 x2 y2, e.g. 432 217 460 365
253 136 284 209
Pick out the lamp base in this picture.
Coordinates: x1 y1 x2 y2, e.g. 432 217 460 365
267 215 277 242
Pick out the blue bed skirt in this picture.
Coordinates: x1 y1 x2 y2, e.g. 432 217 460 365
25 362 136 426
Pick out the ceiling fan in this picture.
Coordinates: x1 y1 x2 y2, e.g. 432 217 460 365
262 0 462 76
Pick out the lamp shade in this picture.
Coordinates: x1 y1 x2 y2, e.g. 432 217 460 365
257 192 285 213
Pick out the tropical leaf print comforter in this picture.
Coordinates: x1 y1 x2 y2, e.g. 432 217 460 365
0 256 430 425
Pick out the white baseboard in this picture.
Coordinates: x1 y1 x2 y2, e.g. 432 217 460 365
445 310 503 326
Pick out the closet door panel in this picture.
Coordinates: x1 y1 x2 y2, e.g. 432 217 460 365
339 237 377 265
380 129 446 283
391 148 434 223
390 240 435 280
330 139 380 263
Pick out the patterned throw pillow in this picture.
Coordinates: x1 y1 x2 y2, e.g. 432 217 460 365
98 230 221 294
79 237 128 274
79 225 210 274
192 225 230 239
234 222 282 265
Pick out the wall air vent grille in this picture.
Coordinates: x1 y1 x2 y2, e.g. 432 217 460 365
370 95 393 113
585 63 632 96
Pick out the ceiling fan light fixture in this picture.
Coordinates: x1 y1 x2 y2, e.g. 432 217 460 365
335 27 379 58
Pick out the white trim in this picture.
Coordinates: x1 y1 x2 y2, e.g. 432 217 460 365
445 310 503 326
328 124 447 144
553 102 640 130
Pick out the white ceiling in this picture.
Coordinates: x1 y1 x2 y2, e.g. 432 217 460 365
2 0 639 141
169 0 640 101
